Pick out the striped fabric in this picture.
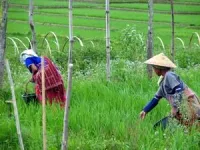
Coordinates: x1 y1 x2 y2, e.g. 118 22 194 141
33 57 66 106
34 57 63 90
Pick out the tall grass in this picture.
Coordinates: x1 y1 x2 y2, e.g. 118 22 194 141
1 0 200 149
2 55 200 149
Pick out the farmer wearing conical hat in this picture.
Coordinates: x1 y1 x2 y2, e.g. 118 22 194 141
140 53 200 128
20 49 66 106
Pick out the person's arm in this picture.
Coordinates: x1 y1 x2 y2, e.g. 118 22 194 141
29 64 38 75
27 64 38 82
143 95 162 112
140 95 162 119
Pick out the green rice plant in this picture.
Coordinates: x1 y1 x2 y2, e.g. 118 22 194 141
110 3 200 13
42 38 52 55
157 36 166 52
25 37 32 48
11 37 28 49
7 37 20 55
7 6 199 45
175 46 200 68
189 32 200 48
42 31 60 52
28 7 199 25
176 37 185 49
74 36 84 49
2 52 200 149
119 25 146 61
9 0 67 7
2 1 200 149
0 117 19 150
174 0 200 2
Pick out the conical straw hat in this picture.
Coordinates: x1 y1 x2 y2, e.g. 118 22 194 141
144 53 176 68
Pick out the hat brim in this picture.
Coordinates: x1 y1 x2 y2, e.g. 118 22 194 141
144 53 177 68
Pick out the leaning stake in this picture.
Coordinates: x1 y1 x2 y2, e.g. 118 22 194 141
5 59 25 150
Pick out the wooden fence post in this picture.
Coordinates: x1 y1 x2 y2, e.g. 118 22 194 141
5 59 25 150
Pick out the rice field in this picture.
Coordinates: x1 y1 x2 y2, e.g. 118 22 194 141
6 0 200 48
1 0 200 149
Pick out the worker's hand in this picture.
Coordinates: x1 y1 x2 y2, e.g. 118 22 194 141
140 111 147 120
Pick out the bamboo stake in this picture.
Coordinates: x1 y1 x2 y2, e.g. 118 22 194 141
41 56 47 150
61 63 73 150
105 0 111 81
147 0 153 79
29 0 37 52
61 0 74 149
68 0 74 64
5 59 25 150
0 0 8 87
170 0 175 62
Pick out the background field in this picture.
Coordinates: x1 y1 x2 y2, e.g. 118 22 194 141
1 0 200 149
7 0 200 46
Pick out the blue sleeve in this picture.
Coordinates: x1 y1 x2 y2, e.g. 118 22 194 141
143 95 162 113
25 57 34 68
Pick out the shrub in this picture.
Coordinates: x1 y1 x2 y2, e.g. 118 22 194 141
118 25 146 61
175 47 200 68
